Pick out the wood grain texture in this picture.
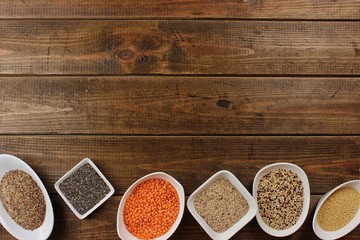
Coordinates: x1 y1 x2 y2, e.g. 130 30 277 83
0 0 359 19
0 20 359 75
0 136 358 195
1 77 359 135
1 195 359 240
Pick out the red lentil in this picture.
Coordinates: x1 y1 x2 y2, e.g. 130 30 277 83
123 178 180 239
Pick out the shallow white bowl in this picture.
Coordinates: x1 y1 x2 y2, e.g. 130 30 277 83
252 162 310 237
312 180 360 240
54 158 115 219
117 172 185 240
0 154 54 240
187 170 257 240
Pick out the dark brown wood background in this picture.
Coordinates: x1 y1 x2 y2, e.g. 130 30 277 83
0 1 359 239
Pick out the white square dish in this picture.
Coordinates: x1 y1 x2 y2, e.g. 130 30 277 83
187 170 257 240
54 158 115 219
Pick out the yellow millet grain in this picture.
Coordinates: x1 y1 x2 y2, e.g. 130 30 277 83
317 187 360 231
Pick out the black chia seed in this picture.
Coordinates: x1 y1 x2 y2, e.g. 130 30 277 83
59 163 110 215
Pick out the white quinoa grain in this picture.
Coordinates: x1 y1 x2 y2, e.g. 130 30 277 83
194 178 249 233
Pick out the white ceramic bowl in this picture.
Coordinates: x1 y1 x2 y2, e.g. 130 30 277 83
187 170 257 240
0 154 54 240
313 180 360 240
54 158 115 219
252 162 310 237
117 172 185 240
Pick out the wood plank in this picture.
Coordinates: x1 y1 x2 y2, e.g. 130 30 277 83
1 77 359 135
0 0 359 20
1 195 359 239
0 136 358 195
0 21 359 75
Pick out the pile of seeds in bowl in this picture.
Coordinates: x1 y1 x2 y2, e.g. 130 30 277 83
194 178 249 233
0 170 46 230
123 178 180 239
59 163 110 215
317 187 360 231
257 169 304 230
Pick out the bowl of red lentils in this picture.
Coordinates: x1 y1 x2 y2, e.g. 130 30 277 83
312 180 360 240
252 162 310 237
117 172 185 240
187 170 257 240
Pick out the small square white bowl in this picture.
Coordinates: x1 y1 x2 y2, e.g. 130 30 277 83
187 170 257 240
54 158 115 219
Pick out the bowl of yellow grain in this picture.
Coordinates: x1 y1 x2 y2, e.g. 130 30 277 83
313 180 360 240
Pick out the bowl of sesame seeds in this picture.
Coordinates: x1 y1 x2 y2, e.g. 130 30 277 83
187 170 257 240
252 162 310 237
0 154 54 240
117 172 185 240
312 180 360 240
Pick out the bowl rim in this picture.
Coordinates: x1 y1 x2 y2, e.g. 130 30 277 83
187 170 257 240
312 180 360 240
116 172 185 240
0 154 54 240
54 158 115 219
252 162 311 237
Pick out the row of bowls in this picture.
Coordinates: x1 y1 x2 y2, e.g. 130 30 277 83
117 163 359 240
0 154 359 240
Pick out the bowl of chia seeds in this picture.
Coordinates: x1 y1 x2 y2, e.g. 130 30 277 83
0 154 54 240
312 180 360 240
187 170 257 240
54 158 115 219
252 162 310 237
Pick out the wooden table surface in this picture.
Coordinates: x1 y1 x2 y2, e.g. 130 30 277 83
0 1 359 239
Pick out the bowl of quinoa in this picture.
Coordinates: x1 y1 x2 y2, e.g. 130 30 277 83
187 170 257 240
117 172 185 240
252 162 310 237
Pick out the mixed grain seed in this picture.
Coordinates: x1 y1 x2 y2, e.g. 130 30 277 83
194 178 249 233
257 169 304 230
59 163 110 215
0 170 46 230
317 187 360 231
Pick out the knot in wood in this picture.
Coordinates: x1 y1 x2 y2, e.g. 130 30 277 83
115 49 135 61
